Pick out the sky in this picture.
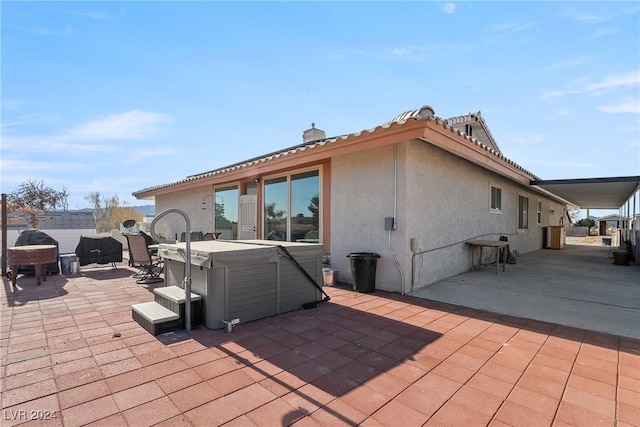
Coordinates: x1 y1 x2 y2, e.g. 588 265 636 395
2 1 639 216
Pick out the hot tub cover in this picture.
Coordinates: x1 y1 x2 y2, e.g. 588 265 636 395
159 241 278 268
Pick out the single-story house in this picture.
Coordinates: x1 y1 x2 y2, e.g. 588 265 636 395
133 105 571 294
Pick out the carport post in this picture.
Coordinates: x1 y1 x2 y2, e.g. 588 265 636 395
2 194 6 277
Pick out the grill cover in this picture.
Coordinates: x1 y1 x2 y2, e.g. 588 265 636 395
75 236 123 266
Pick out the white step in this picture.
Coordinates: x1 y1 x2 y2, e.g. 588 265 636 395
154 285 202 304
131 302 180 336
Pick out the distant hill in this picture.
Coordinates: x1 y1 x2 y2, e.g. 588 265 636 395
132 205 155 216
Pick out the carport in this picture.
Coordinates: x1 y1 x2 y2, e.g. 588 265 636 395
411 175 640 340
531 175 640 254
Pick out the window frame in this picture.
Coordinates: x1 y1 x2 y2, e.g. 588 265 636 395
518 194 529 231
537 199 543 225
489 184 502 214
262 166 322 242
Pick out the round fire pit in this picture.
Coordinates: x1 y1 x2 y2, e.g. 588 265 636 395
8 245 58 288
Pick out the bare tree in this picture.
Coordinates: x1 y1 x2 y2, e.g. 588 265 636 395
58 186 70 211
7 179 64 228
85 192 141 233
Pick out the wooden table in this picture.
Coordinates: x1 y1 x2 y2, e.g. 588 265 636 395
466 240 510 274
8 245 58 288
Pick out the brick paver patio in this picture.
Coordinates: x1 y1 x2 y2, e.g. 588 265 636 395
1 266 638 426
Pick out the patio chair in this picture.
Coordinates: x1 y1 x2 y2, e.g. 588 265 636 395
203 232 221 241
123 233 163 284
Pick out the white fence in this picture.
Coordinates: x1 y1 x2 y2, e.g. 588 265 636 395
1 229 97 254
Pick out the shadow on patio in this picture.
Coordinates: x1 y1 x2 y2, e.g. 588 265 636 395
1 265 639 426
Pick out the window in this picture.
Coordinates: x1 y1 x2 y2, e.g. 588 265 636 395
518 195 529 230
464 124 473 137
490 185 502 212
537 200 542 224
215 187 238 239
264 170 320 242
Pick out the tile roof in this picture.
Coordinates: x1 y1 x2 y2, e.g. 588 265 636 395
133 106 538 198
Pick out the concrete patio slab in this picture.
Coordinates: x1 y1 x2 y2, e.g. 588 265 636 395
410 243 640 340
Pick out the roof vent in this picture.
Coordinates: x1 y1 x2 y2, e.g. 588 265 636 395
389 105 435 123
302 123 326 143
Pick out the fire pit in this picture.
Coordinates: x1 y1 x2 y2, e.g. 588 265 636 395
8 245 58 288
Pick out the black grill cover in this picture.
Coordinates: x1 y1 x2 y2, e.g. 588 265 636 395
75 236 123 266
13 230 60 275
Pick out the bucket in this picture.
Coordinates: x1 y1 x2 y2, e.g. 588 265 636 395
322 268 337 286
60 254 79 274
69 261 80 274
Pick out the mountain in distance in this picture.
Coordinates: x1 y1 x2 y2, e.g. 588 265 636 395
132 205 155 216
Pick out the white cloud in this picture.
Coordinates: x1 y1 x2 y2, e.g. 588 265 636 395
547 57 588 70
588 28 617 39
67 7 126 20
1 110 173 154
16 25 73 36
541 71 640 100
0 158 88 173
442 2 456 15
492 22 536 33
1 99 27 110
561 7 640 24
541 89 582 99
587 71 640 92
554 108 572 117
64 110 173 141
599 99 640 114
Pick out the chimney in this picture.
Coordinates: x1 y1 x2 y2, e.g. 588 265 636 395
302 123 326 143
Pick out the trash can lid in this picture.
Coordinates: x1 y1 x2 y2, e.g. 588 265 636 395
347 252 381 258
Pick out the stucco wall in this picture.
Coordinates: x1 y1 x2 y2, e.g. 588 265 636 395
154 187 217 241
330 144 408 293
330 139 565 294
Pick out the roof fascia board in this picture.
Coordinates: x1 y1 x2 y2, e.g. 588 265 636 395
135 121 428 199
529 185 577 208
531 176 640 186
135 117 539 199
421 121 535 186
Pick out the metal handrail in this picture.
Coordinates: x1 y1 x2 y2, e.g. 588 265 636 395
150 209 192 332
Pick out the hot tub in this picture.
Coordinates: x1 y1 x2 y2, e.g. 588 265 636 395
159 240 324 329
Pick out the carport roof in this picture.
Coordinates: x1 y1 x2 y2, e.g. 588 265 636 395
530 176 640 209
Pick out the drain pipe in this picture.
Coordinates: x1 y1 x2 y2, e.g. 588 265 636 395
388 143 405 295
150 209 192 332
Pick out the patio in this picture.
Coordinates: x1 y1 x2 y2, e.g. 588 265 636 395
1 257 639 426
411 241 640 340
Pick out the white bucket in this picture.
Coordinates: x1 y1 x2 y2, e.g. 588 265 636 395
322 268 337 286
69 261 80 274
60 254 79 274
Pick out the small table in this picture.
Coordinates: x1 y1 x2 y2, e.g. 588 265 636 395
8 245 58 288
466 240 510 274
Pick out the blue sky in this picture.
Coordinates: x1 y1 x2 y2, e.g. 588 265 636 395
2 1 639 215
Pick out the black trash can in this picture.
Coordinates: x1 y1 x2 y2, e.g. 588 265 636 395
347 252 380 293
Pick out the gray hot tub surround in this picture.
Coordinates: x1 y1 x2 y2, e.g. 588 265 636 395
159 240 324 330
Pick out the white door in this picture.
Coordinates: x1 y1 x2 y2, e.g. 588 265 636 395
238 194 257 239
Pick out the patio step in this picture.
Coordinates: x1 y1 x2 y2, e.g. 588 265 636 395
153 285 203 329
131 302 180 336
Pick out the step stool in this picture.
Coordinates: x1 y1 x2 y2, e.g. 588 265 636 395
132 302 180 336
154 285 203 329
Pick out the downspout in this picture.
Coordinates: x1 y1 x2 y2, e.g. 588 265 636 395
389 143 405 295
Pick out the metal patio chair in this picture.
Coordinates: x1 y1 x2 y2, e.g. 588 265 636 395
123 233 163 284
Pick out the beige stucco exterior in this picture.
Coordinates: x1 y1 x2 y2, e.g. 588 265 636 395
134 107 570 294
329 139 566 294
